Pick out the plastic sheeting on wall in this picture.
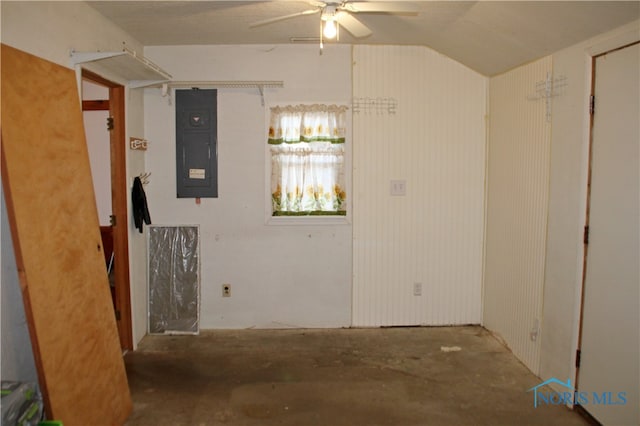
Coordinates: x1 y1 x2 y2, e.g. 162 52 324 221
148 226 199 334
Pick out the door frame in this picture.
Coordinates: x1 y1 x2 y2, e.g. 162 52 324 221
82 69 133 350
574 42 639 424
575 40 639 388
567 23 640 398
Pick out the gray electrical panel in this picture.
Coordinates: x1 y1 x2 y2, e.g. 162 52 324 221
175 89 218 198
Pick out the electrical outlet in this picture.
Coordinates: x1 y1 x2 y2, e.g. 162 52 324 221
222 283 231 297
530 318 540 341
413 282 422 296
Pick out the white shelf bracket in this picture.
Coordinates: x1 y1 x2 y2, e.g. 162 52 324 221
69 46 172 88
156 81 284 106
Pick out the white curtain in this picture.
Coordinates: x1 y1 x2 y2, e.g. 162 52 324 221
269 105 347 215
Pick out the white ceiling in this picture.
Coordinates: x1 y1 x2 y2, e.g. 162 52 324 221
87 1 640 76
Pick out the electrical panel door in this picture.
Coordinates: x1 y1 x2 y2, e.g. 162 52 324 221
176 89 218 198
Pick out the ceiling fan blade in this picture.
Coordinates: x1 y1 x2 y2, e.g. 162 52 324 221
249 8 320 28
335 12 372 38
342 2 419 14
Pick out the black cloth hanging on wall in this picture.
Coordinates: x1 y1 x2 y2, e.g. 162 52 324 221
132 176 151 233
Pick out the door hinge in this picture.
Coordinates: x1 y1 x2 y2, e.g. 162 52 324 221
584 225 590 244
107 117 114 131
110 214 117 226
589 95 595 115
575 349 582 368
115 310 121 321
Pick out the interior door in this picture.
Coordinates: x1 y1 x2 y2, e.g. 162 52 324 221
1 44 131 424
578 42 639 425
82 70 133 351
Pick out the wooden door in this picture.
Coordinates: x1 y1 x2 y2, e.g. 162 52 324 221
1 44 131 424
578 42 639 425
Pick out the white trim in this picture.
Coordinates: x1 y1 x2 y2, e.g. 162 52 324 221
569 24 640 398
267 215 350 226
480 76 491 326
586 22 640 57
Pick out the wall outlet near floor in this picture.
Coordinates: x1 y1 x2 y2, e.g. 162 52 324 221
222 283 231 297
530 318 540 341
413 282 422 296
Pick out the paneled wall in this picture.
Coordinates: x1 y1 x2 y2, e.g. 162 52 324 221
352 45 487 326
484 56 552 374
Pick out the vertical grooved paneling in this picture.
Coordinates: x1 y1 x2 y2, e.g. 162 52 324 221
484 56 552 374
352 46 487 326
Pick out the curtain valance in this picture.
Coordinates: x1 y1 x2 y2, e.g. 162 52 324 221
268 104 348 144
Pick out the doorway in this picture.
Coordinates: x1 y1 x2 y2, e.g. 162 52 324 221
82 69 133 350
577 42 639 425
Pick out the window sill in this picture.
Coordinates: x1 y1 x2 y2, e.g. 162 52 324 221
272 210 346 217
266 214 350 226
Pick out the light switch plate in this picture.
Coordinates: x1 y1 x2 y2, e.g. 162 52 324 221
390 180 406 196
413 282 422 296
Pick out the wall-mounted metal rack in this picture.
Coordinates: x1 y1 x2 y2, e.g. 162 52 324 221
352 97 397 115
528 72 568 122
70 46 172 88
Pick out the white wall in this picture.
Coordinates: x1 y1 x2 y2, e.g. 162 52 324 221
1 1 148 353
83 81 112 226
540 20 640 387
127 96 147 345
351 45 487 326
143 45 353 328
483 20 640 383
1 193 38 383
1 1 143 69
484 56 552 374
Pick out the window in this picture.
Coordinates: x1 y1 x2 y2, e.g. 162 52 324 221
268 104 347 217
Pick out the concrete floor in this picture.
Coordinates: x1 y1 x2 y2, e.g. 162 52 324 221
124 326 589 426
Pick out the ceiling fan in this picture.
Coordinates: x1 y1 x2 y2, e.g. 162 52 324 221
249 1 419 40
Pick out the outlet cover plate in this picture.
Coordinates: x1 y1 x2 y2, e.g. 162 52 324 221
222 283 231 297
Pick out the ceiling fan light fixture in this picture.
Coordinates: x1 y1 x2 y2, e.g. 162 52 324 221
323 19 337 39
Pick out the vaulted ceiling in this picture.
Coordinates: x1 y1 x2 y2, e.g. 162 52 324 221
87 1 640 76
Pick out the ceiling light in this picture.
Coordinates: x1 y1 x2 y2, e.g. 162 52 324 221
323 19 337 39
